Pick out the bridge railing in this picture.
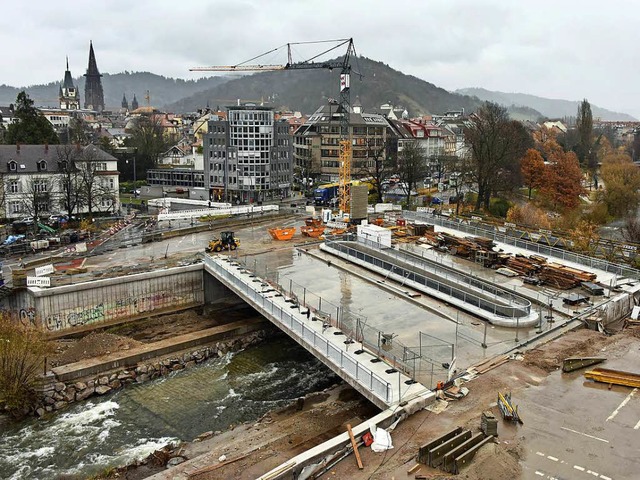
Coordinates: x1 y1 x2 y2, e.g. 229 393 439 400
204 255 393 404
323 239 531 319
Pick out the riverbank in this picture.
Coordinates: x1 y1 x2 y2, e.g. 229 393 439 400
96 327 640 480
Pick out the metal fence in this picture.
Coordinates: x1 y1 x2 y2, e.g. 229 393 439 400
204 254 393 403
404 210 640 280
322 240 531 319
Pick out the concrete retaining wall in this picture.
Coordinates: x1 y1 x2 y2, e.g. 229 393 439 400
2 265 206 332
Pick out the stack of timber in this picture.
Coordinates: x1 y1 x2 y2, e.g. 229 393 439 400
538 262 597 290
504 255 541 275
481 411 498 436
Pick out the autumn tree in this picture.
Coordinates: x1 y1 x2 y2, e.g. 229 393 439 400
520 148 546 199
0 313 51 418
397 140 427 207
5 92 59 145
570 220 600 255
541 150 585 210
599 153 640 218
506 204 551 229
464 102 532 210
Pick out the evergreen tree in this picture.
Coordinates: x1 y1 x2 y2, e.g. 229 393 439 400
5 92 59 145
576 99 594 168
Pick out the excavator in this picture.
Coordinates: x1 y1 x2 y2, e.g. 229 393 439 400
206 231 240 252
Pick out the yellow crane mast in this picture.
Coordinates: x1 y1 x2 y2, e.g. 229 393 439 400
190 38 360 214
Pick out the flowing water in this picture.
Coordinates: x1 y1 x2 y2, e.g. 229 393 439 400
0 336 339 480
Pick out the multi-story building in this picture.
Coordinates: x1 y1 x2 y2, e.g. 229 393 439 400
0 144 120 220
293 102 390 183
203 105 293 204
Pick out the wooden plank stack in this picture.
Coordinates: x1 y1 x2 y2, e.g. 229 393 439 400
538 262 597 290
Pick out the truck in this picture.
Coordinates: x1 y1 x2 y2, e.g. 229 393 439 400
313 183 339 206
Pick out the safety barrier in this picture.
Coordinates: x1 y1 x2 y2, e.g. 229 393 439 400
204 254 393 405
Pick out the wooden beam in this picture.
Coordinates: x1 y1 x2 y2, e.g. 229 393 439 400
347 424 364 469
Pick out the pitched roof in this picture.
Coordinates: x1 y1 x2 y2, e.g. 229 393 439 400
0 144 117 173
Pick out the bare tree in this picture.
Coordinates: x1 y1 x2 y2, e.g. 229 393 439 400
397 140 427 207
21 176 53 230
56 145 84 218
356 138 394 203
464 102 532 210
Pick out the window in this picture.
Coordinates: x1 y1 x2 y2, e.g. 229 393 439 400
8 161 17 171
9 180 19 193
95 162 107 171
9 201 22 214
34 180 48 193
37 160 47 171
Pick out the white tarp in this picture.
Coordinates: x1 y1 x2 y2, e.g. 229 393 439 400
369 424 393 452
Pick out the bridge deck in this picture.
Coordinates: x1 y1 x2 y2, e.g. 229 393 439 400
204 254 432 409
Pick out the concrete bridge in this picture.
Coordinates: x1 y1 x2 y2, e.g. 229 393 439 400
203 253 433 410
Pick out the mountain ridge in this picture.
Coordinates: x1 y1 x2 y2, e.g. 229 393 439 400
457 87 636 121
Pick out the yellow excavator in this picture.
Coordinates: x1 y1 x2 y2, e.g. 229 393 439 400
206 231 240 252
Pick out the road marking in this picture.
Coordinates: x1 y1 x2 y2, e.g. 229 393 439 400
536 451 545 457
547 455 558 462
535 472 544 477
634 418 640 430
587 471 600 477
600 475 612 480
561 426 609 443
606 388 637 422
574 465 586 471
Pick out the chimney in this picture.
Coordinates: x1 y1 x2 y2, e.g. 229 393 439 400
75 142 81 152
45 142 49 154
16 142 20 154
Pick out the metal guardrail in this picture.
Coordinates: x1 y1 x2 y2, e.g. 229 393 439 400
204 255 393 404
323 240 531 319
157 205 279 222
405 210 640 280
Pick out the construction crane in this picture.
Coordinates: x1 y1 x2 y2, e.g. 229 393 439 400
190 38 359 214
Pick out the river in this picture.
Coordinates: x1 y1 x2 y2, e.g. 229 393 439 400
0 335 339 480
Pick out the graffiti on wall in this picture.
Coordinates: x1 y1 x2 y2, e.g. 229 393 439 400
43 290 196 331
19 307 37 328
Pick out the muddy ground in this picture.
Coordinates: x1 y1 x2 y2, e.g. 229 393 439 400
88 325 640 480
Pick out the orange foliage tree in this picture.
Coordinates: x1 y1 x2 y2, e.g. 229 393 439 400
506 204 551 229
599 152 640 218
520 148 546 199
541 150 585 210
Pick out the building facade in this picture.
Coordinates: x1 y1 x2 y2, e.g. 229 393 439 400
1 144 119 220
203 105 293 204
293 102 390 183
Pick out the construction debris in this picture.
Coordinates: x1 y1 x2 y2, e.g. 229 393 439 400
584 367 640 388
497 392 522 424
562 357 606 373
346 424 363 469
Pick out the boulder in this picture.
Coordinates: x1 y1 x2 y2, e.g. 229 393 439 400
95 385 112 395
110 380 122 390
167 456 186 467
74 382 87 391
99 376 109 385
75 388 94 402
53 401 67 410
136 374 150 383
35 408 46 417
135 365 148 375
54 382 66 392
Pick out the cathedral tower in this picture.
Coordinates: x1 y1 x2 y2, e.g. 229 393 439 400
84 41 105 112
59 57 79 110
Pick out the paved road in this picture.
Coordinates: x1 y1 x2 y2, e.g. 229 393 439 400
519 347 640 480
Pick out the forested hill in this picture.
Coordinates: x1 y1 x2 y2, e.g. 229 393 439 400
165 57 483 116
0 72 230 110
457 87 637 121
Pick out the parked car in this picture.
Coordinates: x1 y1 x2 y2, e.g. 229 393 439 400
431 197 443 205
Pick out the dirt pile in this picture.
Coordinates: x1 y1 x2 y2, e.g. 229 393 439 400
522 328 611 372
50 332 143 367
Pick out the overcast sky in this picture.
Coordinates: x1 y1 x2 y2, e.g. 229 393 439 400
2 0 638 117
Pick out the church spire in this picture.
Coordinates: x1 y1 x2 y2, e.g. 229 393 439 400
84 40 105 112
122 93 128 110
60 57 79 110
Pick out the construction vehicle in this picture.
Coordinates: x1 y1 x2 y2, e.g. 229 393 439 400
190 38 359 214
206 231 240 252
